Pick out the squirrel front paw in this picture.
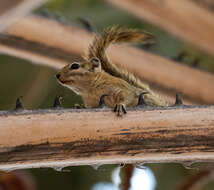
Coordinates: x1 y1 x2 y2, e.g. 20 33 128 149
114 104 127 116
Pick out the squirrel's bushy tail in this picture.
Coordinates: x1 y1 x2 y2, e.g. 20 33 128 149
85 26 154 91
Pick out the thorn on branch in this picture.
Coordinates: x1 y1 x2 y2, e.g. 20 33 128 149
191 58 201 68
174 93 183 106
173 51 187 62
142 43 155 50
77 17 96 33
39 9 68 24
14 96 24 111
98 94 108 108
53 96 63 109
39 9 53 19
137 92 148 107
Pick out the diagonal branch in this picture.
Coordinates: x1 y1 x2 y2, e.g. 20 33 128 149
0 0 48 32
107 0 214 55
1 15 214 104
0 105 214 170
175 169 214 190
191 0 214 11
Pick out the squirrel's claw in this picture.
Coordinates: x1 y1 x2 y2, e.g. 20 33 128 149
114 104 127 116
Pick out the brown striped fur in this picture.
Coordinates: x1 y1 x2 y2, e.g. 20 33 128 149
57 27 166 116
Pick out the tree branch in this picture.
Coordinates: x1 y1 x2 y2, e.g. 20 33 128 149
2 15 214 104
192 0 214 11
175 169 214 190
107 0 214 55
0 106 214 170
0 0 48 32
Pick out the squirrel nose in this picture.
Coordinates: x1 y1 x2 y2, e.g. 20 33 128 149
56 73 60 79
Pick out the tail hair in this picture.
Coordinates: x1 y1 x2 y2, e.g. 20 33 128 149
85 26 154 90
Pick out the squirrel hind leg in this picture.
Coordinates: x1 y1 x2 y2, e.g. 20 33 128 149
97 94 127 116
114 104 127 117
111 90 128 116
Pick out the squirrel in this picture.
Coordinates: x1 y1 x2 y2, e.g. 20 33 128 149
56 26 166 116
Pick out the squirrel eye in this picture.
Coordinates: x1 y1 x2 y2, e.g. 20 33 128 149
70 63 80 70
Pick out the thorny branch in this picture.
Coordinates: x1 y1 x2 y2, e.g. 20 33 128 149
0 96 214 170
0 4 213 190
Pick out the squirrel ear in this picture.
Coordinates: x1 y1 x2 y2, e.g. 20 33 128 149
90 57 101 72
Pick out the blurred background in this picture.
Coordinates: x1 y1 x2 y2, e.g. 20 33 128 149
1 0 214 189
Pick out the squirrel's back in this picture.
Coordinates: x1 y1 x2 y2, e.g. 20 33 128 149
85 26 154 92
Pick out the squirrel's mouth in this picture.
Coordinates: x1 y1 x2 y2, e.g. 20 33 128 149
64 80 74 84
56 76 73 84
56 73 74 84
59 79 74 84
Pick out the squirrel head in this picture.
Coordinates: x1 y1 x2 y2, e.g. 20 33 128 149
56 57 101 94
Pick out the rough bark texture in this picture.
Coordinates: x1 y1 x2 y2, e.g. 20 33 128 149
0 106 214 171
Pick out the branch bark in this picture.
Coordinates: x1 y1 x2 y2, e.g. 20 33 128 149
175 169 214 190
1 15 214 105
192 0 214 11
0 106 214 170
107 0 214 55
0 0 48 32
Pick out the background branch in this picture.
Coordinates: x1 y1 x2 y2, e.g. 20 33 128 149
1 15 214 104
0 0 48 32
175 169 214 190
107 0 214 55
